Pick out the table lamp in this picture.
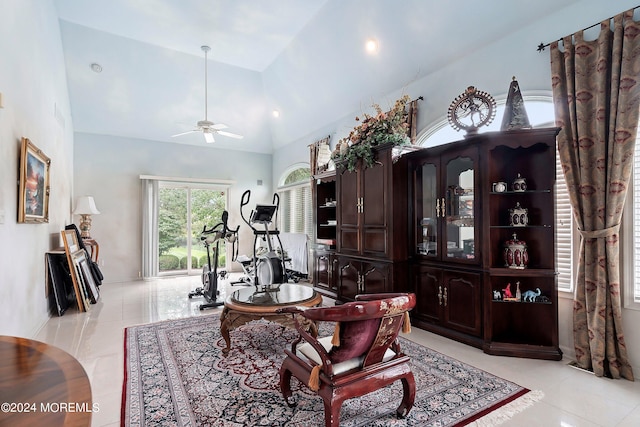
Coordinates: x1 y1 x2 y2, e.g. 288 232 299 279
73 196 100 239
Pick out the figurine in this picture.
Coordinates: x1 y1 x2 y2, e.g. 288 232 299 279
502 282 518 301
515 281 522 301
493 290 502 301
522 288 541 302
502 283 513 298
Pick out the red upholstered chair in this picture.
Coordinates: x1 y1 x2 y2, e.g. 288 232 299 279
277 292 416 427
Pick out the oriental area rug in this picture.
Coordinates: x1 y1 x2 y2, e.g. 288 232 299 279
122 314 542 427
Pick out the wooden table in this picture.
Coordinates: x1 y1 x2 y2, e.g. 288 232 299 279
0 336 92 427
220 283 322 354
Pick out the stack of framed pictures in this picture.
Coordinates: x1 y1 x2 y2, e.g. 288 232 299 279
45 250 74 316
61 229 100 312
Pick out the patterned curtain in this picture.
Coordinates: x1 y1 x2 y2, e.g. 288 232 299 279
550 9 640 381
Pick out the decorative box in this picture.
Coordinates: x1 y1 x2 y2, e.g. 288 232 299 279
503 232 528 269
509 202 529 227
512 173 527 192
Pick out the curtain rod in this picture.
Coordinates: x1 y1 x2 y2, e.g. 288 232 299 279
537 5 639 52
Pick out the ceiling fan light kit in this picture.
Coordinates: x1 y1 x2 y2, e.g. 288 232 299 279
171 45 243 143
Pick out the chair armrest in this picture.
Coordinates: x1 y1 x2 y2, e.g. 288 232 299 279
355 292 411 301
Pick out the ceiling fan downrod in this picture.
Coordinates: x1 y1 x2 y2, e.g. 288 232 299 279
201 45 211 122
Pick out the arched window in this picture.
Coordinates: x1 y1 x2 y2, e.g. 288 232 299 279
418 97 575 293
417 98 557 147
277 164 314 240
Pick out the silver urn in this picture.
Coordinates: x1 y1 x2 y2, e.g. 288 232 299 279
509 202 529 227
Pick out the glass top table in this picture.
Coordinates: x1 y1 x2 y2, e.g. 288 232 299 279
230 283 318 306
220 283 322 354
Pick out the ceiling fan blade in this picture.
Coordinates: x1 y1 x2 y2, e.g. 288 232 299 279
217 130 243 139
172 129 199 137
211 123 228 130
204 132 215 143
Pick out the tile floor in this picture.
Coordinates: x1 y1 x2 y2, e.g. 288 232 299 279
34 275 640 427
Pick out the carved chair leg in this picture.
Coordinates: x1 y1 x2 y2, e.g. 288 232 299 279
279 361 296 407
396 372 416 418
323 397 343 427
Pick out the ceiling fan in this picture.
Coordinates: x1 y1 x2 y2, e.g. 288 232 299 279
172 45 243 144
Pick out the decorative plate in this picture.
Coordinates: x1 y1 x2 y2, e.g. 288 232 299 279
447 86 497 136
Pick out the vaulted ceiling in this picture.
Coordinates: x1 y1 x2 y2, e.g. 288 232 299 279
55 0 587 153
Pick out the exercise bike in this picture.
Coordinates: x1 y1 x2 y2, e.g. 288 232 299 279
231 190 286 290
188 210 239 310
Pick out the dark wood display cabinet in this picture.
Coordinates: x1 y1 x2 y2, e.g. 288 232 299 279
406 127 562 360
411 264 482 347
314 248 338 298
335 143 411 302
407 141 483 346
336 258 392 301
312 170 338 298
483 128 562 360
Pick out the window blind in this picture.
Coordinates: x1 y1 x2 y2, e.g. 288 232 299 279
277 182 314 241
634 136 640 302
556 149 574 292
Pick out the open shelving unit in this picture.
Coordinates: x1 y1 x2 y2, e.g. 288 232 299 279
483 129 562 360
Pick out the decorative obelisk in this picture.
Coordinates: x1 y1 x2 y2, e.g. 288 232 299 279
501 77 531 131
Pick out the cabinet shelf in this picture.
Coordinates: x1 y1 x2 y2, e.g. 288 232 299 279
488 267 556 276
491 300 552 305
490 224 552 229
490 189 551 195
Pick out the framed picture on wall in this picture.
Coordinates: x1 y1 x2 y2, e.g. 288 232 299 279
18 137 51 223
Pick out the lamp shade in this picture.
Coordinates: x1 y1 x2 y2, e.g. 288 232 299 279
73 196 100 215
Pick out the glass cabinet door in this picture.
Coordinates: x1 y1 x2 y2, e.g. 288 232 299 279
418 162 438 257
444 156 475 260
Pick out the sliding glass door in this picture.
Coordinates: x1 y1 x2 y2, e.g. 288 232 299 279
158 183 227 275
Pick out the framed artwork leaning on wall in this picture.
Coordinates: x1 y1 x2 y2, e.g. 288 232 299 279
18 137 50 223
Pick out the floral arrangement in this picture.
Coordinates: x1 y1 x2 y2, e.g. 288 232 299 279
332 94 412 172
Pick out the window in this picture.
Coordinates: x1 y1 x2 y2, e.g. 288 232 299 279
277 165 313 240
555 149 574 292
623 127 640 308
140 175 232 279
418 98 574 292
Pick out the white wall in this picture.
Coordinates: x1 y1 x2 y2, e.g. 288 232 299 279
0 0 75 337
272 0 640 377
73 133 272 283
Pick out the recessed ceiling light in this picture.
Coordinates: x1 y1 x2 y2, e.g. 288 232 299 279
365 38 379 54
272 109 280 118
90 63 103 73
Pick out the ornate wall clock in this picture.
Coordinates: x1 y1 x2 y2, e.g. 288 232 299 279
447 86 497 137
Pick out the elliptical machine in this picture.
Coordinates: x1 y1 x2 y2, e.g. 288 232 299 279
235 189 287 290
188 210 239 310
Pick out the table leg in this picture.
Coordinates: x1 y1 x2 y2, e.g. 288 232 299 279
220 306 232 355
